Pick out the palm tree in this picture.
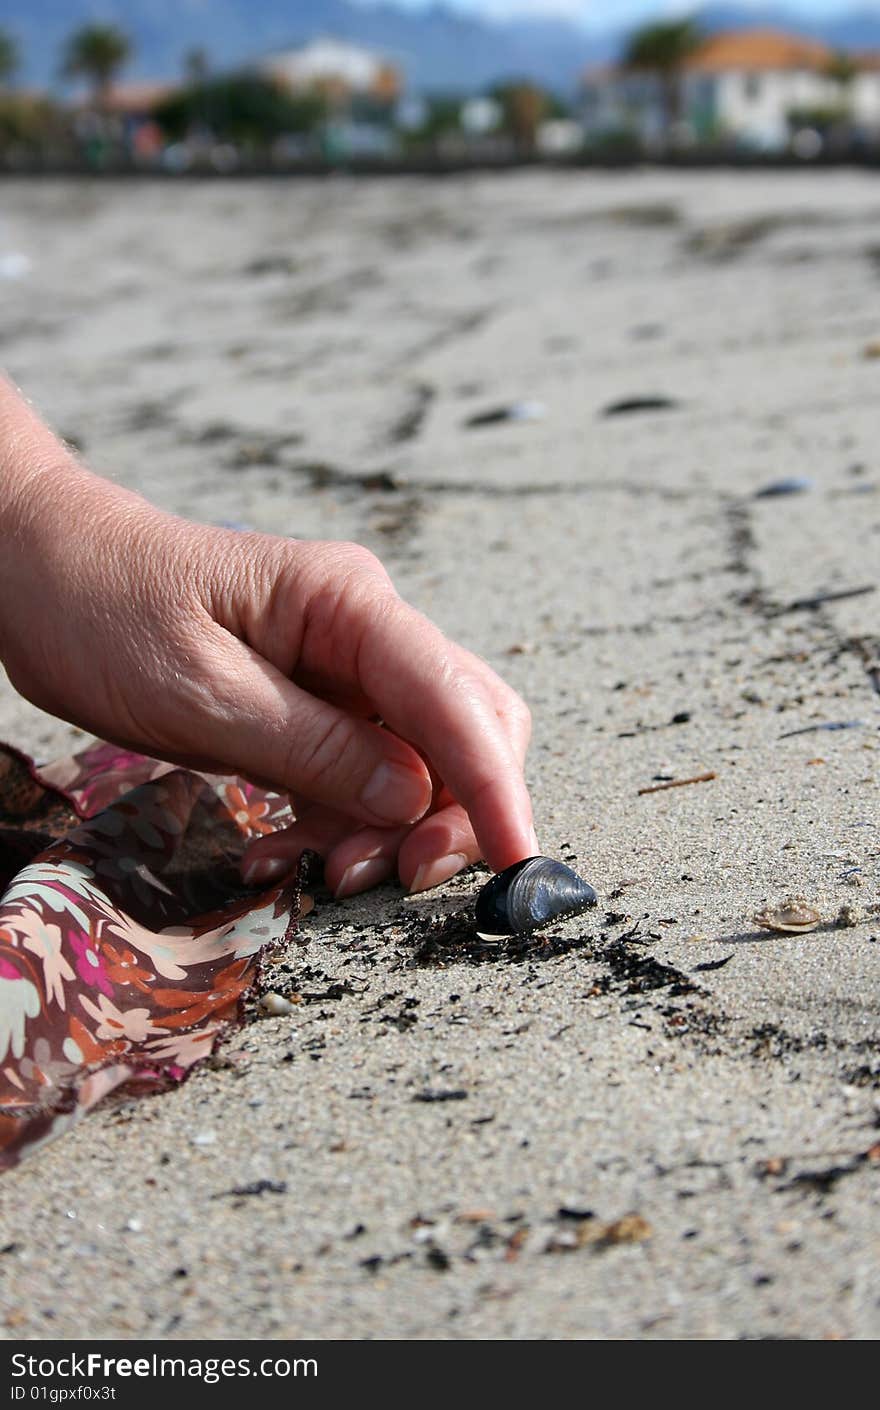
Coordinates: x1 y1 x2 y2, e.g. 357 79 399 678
62 24 131 108
0 30 18 87
492 81 548 153
623 17 701 141
183 47 209 86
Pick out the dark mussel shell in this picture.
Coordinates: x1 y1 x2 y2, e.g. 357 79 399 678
475 855 597 937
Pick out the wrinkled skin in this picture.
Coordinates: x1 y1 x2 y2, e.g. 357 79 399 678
0 379 536 897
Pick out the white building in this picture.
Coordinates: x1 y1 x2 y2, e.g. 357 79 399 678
257 37 400 103
850 53 880 131
582 29 880 150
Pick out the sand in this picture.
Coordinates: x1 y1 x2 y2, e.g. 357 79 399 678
0 168 878 1340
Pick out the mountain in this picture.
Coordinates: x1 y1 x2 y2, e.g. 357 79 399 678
699 4 880 46
2 0 605 93
5 3 880 95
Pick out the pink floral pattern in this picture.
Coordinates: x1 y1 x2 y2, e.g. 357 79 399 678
0 742 300 1169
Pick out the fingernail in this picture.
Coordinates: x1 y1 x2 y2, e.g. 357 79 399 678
410 852 469 894
335 857 393 900
528 826 540 855
361 761 429 824
242 856 290 887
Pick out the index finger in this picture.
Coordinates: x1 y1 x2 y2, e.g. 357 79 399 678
357 599 537 871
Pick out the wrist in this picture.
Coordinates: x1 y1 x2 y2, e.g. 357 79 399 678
0 378 165 668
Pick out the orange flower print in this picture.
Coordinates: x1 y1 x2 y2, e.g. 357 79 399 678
63 1014 127 1066
224 784 273 837
151 956 254 1030
99 941 155 995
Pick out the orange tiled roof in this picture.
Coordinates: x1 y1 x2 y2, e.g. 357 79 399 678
685 28 833 73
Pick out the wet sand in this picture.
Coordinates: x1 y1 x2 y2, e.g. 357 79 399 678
0 169 878 1339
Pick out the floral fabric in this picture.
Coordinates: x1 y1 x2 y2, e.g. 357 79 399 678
0 741 301 1169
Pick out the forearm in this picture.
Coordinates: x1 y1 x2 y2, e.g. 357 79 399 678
0 376 89 531
0 376 167 690
0 376 151 543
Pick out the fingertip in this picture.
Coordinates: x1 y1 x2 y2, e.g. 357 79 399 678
241 855 294 887
396 806 480 892
334 856 394 899
323 825 409 898
481 820 540 875
409 852 470 894
240 831 293 884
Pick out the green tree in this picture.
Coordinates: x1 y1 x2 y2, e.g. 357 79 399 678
0 94 64 155
409 94 461 146
623 17 702 137
0 29 18 87
826 51 856 88
155 74 327 145
61 24 131 107
826 51 856 127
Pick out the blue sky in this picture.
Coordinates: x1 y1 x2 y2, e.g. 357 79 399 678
377 0 880 29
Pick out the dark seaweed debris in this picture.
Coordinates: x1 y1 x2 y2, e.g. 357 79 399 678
841 1063 880 1088
748 1023 832 1059
772 1144 880 1198
408 906 594 967
772 584 876 616
301 461 402 494
693 954 734 973
404 906 700 1005
597 937 699 996
778 720 865 739
413 1089 468 1103
389 383 434 443
215 1179 287 1199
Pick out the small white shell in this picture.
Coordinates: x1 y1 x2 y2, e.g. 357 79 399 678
261 992 293 1016
753 899 821 934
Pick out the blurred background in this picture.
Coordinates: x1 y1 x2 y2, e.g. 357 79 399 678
2 1 880 170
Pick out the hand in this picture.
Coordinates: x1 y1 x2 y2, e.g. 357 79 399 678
0 389 536 897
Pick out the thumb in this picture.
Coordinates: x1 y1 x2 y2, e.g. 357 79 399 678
191 631 433 826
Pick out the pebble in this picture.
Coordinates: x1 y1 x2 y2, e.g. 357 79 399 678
601 395 680 417
754 476 813 498
465 400 546 428
836 903 864 927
